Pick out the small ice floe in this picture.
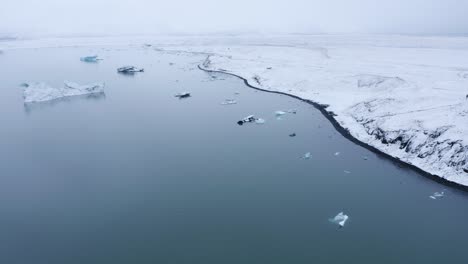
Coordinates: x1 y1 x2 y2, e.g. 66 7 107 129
329 212 349 228
275 109 297 120
275 110 287 116
220 99 237 105
301 152 311 159
255 118 266 124
80 55 101 63
174 92 191 99
23 81 105 103
363 156 369 160
334 152 341 156
429 191 445 200
289 133 297 137
237 115 265 125
117 66 144 74
344 170 351 174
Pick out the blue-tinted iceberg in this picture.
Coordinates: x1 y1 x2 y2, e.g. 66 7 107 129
80 55 101 63
23 81 105 103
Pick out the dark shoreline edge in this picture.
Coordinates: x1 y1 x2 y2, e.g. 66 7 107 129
198 65 468 192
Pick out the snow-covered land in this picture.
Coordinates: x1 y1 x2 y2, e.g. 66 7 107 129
2 35 468 185
23 81 105 103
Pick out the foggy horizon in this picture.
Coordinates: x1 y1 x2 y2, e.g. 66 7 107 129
2 0 468 38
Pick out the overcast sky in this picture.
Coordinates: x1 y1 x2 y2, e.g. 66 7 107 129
1 0 467 37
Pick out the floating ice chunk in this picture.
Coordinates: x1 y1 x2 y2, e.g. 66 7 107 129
221 99 237 105
23 81 105 103
429 191 445 200
255 118 266 124
238 115 256 125
301 152 311 159
80 55 101 63
117 66 144 73
237 115 265 125
334 152 341 156
275 110 296 120
329 212 349 227
275 110 287 116
174 92 191 99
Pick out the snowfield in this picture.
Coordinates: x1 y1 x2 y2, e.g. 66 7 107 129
3 35 468 185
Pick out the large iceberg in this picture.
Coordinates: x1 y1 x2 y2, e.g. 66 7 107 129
23 81 105 103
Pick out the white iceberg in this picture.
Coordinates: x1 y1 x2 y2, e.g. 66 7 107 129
429 191 445 200
221 99 237 105
275 110 287 116
275 110 297 120
329 212 349 227
255 118 266 124
301 152 311 159
23 81 105 103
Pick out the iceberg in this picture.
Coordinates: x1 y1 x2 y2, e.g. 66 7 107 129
329 212 349 227
80 55 101 63
23 81 105 103
221 99 237 105
174 92 191 99
255 118 266 124
301 152 311 159
429 191 445 200
275 110 296 120
117 66 144 74
237 115 266 125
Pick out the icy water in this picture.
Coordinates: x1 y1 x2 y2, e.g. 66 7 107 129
0 46 468 264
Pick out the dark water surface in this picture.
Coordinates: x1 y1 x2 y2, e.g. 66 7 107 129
0 46 467 264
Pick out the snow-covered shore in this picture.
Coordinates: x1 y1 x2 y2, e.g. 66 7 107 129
2 35 468 186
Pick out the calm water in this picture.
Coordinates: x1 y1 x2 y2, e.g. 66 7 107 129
0 46 467 264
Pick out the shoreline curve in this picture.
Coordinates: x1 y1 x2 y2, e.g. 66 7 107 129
198 64 468 192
